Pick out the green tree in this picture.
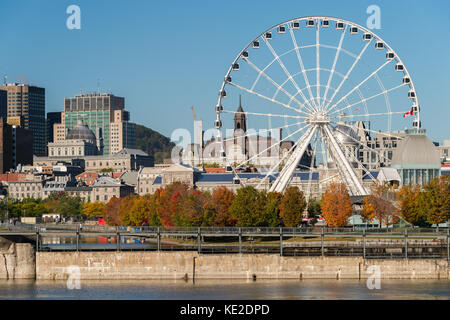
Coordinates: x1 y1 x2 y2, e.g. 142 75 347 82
262 192 282 227
279 187 306 227
307 198 322 220
230 186 263 227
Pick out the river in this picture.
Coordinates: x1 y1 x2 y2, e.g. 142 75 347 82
0 279 448 300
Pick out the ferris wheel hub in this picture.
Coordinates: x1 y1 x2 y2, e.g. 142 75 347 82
306 111 330 125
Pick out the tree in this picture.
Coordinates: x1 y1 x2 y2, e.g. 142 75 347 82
279 187 306 227
262 192 282 227
230 186 264 227
422 175 450 228
105 196 122 226
122 197 153 226
211 187 235 226
82 202 106 218
397 185 427 226
307 198 322 220
321 183 353 228
117 194 139 226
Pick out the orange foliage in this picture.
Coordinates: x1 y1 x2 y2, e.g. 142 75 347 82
321 183 353 227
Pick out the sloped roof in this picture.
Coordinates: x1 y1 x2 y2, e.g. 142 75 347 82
114 148 149 156
91 176 122 187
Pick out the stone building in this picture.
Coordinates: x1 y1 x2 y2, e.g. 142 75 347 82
391 128 441 186
91 176 134 203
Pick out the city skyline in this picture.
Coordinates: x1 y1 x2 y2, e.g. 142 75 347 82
0 0 449 144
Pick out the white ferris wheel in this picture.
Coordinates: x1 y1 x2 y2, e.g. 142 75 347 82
213 16 421 196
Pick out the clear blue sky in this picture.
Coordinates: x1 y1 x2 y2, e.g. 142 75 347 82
0 0 449 143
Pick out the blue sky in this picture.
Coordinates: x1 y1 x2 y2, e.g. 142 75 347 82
0 0 449 143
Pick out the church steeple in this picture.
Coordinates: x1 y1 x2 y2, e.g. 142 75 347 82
234 95 247 133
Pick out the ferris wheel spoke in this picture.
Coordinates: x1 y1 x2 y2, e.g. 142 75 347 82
321 124 367 196
270 125 318 193
243 58 314 114
323 40 372 111
233 123 310 170
254 133 303 190
331 122 393 164
227 82 307 115
288 27 317 109
306 130 320 201
331 110 410 120
326 59 392 114
263 36 318 111
316 22 320 107
329 83 407 117
220 120 305 144
221 109 307 120
329 120 405 142
322 25 348 109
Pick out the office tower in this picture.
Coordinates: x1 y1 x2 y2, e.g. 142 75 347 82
0 90 6 122
0 83 46 156
63 93 135 155
46 111 62 144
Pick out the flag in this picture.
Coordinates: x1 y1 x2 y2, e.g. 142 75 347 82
403 107 414 117
355 107 360 112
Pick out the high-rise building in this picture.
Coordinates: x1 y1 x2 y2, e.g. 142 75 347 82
0 119 33 173
63 93 136 155
0 90 7 122
46 111 62 144
0 83 46 156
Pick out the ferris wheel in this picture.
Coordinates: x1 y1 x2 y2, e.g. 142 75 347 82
214 16 420 196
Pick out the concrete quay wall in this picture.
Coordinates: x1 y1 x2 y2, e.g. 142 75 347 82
0 240 35 279
35 252 450 280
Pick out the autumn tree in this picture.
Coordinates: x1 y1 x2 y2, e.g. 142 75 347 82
210 187 235 226
397 184 427 226
321 183 353 227
82 202 106 218
422 175 450 228
279 186 306 227
361 183 400 228
105 196 122 226
122 197 157 226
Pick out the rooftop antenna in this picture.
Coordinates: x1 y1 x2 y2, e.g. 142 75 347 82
3 75 7 85
191 106 195 121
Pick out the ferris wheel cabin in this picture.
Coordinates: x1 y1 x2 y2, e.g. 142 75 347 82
292 21 300 29
252 40 260 49
307 19 315 27
265 32 272 40
321 19 330 27
375 41 384 49
277 25 286 33
386 52 395 60
403 76 411 84
363 33 372 41
350 26 358 34
395 63 404 72
408 90 416 99
336 21 344 29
